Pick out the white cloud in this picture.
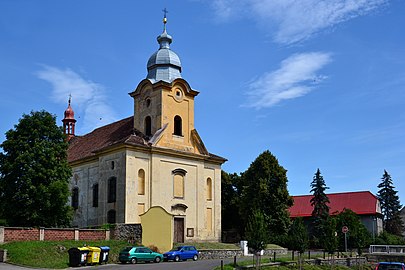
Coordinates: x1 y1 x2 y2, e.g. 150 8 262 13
246 52 332 108
211 0 387 44
36 65 117 133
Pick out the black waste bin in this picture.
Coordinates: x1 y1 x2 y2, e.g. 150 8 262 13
98 246 110 264
68 247 90 267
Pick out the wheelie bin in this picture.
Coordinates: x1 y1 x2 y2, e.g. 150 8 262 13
98 246 110 264
86 246 101 265
68 247 90 267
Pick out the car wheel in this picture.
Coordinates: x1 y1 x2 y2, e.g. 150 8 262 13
154 256 162 263
174 255 180 262
193 254 198 261
130 258 137 264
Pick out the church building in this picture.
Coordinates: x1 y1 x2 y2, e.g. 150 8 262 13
63 16 226 242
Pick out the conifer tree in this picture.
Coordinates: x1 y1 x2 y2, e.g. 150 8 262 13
0 110 72 227
377 170 404 236
310 168 330 247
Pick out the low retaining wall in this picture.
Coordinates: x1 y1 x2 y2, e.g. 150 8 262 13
199 249 243 260
199 248 287 260
0 226 109 243
367 253 405 263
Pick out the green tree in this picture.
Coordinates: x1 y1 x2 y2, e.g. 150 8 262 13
375 231 405 245
287 218 308 269
239 150 293 243
323 216 338 255
335 209 371 253
221 170 243 237
309 168 330 247
377 170 404 236
0 110 72 227
245 210 268 270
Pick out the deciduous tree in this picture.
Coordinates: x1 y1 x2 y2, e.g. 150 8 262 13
335 209 371 253
0 110 72 227
287 218 308 269
245 210 268 270
239 150 293 243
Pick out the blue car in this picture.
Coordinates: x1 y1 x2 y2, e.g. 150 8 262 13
163 245 199 262
376 262 405 270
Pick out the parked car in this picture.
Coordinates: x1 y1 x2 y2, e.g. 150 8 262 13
163 245 199 262
375 262 405 270
119 246 163 264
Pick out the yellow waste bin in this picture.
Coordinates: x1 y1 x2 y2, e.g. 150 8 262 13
86 246 101 265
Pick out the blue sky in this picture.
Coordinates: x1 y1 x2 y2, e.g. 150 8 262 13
1 0 404 201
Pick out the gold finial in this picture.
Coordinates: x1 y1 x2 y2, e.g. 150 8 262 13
162 8 168 25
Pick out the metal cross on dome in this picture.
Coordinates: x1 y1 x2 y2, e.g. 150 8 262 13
162 8 168 18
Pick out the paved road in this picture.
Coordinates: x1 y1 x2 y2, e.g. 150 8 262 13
0 258 233 270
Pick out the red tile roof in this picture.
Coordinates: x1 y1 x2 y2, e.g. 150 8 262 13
289 191 379 218
67 116 226 164
67 116 147 163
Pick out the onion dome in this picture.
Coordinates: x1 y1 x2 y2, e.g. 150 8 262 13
64 98 75 120
147 14 182 83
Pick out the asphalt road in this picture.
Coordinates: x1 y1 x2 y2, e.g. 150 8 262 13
0 258 233 270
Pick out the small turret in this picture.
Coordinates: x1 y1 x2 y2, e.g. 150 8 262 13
62 95 76 140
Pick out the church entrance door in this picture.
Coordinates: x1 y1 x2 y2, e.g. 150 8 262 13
174 217 184 243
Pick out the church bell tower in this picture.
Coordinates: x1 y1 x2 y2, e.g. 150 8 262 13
129 13 204 154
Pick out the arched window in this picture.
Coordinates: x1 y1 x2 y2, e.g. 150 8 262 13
174 115 182 136
93 184 99 207
138 169 145 195
174 174 184 198
72 187 79 210
206 178 212 201
108 177 117 203
145 116 152 136
107 209 116 224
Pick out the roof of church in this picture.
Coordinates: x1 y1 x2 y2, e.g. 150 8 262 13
67 116 225 163
289 191 380 217
67 117 146 162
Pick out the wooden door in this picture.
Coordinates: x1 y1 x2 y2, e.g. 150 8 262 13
174 218 184 243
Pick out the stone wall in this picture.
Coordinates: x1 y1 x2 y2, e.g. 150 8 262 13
199 249 243 260
198 248 287 260
110 223 142 244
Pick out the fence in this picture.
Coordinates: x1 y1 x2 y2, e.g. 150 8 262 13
0 226 109 243
369 245 405 254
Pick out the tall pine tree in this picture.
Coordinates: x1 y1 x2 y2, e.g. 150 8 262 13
0 110 72 227
310 168 330 247
377 170 404 236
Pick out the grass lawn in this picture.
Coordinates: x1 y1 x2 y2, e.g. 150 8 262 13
1 240 129 269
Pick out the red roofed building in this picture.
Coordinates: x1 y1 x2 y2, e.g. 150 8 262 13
289 191 383 236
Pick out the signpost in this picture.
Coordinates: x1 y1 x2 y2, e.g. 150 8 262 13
342 226 349 252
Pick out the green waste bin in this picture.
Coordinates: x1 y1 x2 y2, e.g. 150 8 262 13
68 247 90 267
86 246 101 265
98 246 110 264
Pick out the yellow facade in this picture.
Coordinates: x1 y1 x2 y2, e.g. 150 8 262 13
140 206 173 252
